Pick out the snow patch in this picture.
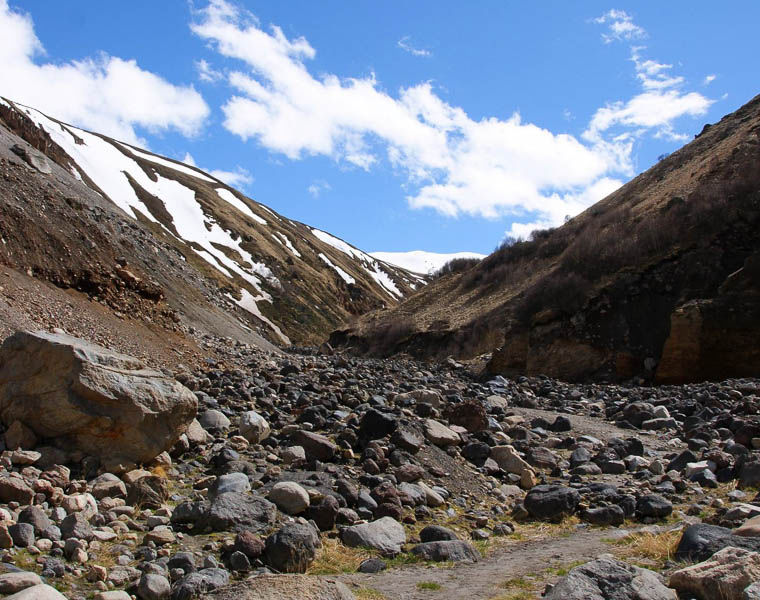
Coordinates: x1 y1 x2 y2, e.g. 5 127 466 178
311 228 360 259
216 188 267 225
363 263 402 298
273 232 301 257
318 253 355 285
117 143 215 182
312 228 405 298
259 205 282 221
229 288 290 345
20 103 277 295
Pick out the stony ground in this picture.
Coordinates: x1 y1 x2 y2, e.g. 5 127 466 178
0 335 759 600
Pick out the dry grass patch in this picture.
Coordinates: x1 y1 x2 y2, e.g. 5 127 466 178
354 587 388 600
307 538 371 575
514 515 580 540
610 529 682 571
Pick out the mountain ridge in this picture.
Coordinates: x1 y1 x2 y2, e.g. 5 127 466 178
0 96 424 352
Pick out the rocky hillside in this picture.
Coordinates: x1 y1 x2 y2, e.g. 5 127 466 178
332 94 760 384
0 97 423 351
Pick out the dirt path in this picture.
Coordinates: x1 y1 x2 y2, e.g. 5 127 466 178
338 528 630 600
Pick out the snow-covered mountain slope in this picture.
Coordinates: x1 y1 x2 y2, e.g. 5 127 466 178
0 97 423 346
370 251 485 275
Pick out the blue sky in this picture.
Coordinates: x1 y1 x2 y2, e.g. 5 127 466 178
1 1 757 255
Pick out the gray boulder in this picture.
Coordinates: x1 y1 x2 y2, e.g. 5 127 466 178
411 540 480 563
676 524 760 562
545 557 676 600
137 573 171 600
201 493 276 533
582 505 625 526
0 331 197 466
198 410 230 431
264 522 321 573
636 494 673 519
4 585 68 600
171 568 230 600
212 473 251 498
340 516 406 555
60 513 93 541
419 525 459 542
239 411 270 444
268 481 310 515
0 572 42 594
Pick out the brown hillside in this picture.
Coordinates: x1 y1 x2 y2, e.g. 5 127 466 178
0 98 424 352
331 94 760 383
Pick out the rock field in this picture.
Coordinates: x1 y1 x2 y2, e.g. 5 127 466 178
0 331 758 599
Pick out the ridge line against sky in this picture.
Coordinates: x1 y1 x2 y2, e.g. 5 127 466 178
0 0 753 254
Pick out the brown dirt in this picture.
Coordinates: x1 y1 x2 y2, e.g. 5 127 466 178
0 265 203 370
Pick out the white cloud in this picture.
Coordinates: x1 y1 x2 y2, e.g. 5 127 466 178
195 58 223 82
208 166 253 188
190 0 711 233
397 36 431 57
703 74 716 85
307 179 331 197
586 22 713 144
182 152 253 188
0 0 209 146
594 9 646 43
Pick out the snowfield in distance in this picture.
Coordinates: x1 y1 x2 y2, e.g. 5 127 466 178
370 250 485 275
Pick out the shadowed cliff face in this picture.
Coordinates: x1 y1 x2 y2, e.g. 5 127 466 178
333 94 760 384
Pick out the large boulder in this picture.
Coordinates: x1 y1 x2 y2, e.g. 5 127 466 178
736 515 760 537
411 541 480 563
290 430 337 461
4 584 68 600
264 522 321 574
205 576 355 600
545 557 676 600
239 411 270 444
340 517 406 555
268 482 310 515
676 524 760 562
201 492 277 533
0 572 42 594
636 495 673 520
524 485 580 520
419 525 459 542
171 568 230 600
670 547 760 600
0 331 197 466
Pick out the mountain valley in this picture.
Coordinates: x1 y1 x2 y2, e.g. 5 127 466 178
0 92 758 600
